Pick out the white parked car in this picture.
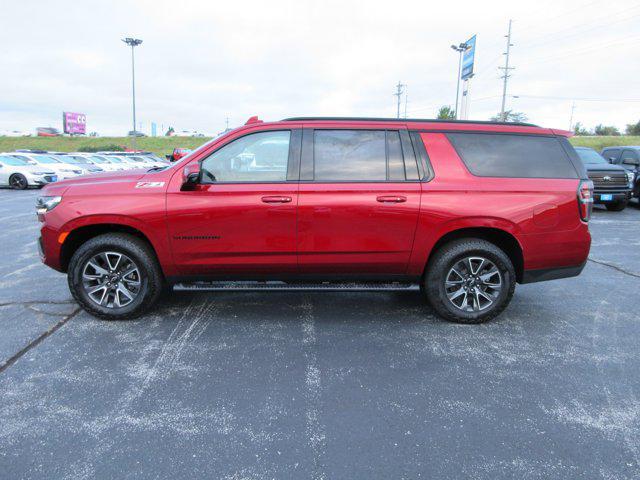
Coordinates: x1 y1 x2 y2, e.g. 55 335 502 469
0 154 57 189
51 154 104 174
9 153 85 180
69 153 128 172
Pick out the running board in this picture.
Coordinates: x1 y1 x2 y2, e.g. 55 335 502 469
173 281 419 292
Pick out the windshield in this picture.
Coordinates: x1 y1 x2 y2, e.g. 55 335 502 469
0 155 30 166
34 155 62 164
60 155 91 165
576 148 608 165
104 156 123 163
129 156 148 163
88 156 110 164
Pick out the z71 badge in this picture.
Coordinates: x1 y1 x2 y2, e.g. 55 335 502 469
135 181 165 188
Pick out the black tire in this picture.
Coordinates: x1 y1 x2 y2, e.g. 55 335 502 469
423 238 516 324
68 233 164 320
9 173 28 190
605 200 627 212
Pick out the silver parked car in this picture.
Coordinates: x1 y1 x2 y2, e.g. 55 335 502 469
0 155 57 189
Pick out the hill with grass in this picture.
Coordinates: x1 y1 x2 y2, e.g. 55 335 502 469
0 135 638 158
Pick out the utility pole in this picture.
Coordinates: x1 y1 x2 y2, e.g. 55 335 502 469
499 20 514 121
451 42 469 119
225 116 230 131
569 101 576 131
394 81 405 119
404 87 408 119
122 37 143 150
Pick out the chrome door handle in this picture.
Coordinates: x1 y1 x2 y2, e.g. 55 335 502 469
261 196 292 203
376 196 407 203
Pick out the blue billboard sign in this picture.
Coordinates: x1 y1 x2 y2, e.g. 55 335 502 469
461 35 476 80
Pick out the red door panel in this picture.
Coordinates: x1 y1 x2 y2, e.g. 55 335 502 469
166 183 298 276
297 182 421 275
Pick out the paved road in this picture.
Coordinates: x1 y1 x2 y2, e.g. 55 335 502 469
0 189 638 479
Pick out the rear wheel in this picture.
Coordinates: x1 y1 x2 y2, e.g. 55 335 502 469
68 233 164 320
424 239 516 324
605 200 627 212
9 174 28 190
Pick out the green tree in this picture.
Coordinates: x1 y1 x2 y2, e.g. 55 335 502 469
625 120 640 135
573 122 591 136
436 105 456 120
490 110 528 123
594 124 620 136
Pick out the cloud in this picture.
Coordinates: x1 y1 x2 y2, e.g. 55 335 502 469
2 0 639 135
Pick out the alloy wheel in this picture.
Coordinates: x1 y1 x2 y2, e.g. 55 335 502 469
444 256 502 312
81 251 142 308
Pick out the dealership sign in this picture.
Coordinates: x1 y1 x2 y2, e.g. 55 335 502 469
62 112 86 134
461 35 476 80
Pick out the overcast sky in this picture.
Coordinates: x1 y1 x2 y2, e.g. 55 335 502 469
2 0 639 136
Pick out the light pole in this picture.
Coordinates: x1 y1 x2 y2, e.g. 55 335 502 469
451 43 469 120
122 37 143 150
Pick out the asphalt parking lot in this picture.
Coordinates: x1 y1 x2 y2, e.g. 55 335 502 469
0 189 638 479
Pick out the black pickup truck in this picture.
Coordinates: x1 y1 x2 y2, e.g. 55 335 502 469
574 147 633 211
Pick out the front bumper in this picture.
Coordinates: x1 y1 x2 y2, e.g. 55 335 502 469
593 190 631 204
28 174 58 185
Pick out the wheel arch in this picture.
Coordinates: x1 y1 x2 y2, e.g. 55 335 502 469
59 222 162 274
425 227 525 283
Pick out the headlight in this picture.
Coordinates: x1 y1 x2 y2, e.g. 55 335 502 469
36 196 62 214
626 171 634 188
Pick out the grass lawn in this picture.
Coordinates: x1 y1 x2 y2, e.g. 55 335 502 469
0 134 638 157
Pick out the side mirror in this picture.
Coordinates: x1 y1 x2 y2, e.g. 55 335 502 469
181 163 200 191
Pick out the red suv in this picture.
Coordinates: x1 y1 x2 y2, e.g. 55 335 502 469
36 117 592 323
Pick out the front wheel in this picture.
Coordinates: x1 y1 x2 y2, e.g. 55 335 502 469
605 200 628 212
68 233 164 320
424 238 516 324
9 173 28 190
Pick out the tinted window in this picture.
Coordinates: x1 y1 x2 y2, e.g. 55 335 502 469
201 130 290 182
314 130 386 181
447 133 578 178
602 148 621 162
621 150 639 162
387 131 405 180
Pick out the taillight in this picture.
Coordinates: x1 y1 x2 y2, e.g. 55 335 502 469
578 179 594 222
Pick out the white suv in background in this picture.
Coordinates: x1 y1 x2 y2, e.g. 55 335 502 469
0 154 57 189
9 153 84 180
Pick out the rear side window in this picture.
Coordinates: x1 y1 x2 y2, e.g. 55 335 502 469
314 130 386 181
447 133 578 179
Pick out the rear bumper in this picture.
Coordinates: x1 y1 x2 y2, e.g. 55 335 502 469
521 260 587 284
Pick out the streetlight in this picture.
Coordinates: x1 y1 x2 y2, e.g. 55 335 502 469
122 37 143 149
451 42 469 120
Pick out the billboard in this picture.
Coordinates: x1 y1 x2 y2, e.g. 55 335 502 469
461 35 476 80
62 112 86 134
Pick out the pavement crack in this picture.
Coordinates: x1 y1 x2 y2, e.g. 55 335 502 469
588 257 640 279
0 300 76 308
0 307 81 374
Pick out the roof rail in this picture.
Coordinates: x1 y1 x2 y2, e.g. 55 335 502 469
281 117 538 127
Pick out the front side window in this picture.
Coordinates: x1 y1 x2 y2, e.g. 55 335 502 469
447 133 578 179
201 130 290 183
313 130 386 181
603 149 621 162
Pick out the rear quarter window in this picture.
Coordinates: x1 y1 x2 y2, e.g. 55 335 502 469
447 133 578 179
